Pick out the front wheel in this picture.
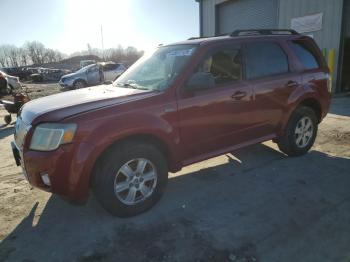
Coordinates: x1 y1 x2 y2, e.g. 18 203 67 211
92 142 168 217
73 80 86 89
277 106 318 157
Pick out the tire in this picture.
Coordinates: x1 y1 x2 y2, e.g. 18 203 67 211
0 78 9 95
4 115 12 125
277 106 318 157
73 80 86 89
92 142 168 217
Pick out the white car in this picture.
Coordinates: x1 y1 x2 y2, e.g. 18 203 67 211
0 70 22 94
100 62 127 82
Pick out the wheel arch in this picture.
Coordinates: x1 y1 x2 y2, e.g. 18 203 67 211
90 132 178 184
278 96 323 138
73 78 87 86
298 98 322 123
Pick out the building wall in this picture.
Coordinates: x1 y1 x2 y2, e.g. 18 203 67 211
344 0 350 37
201 0 227 37
199 0 344 91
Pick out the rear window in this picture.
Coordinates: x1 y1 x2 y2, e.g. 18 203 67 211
289 40 321 70
245 42 289 79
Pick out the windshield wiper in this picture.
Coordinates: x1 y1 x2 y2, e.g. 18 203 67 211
115 82 149 90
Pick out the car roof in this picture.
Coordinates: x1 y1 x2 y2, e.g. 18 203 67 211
166 33 304 47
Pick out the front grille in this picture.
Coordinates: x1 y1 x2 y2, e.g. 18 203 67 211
14 117 31 149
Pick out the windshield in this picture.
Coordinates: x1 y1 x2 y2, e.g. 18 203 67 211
113 44 197 91
76 64 96 73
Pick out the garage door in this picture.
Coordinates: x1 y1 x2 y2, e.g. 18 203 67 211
217 0 278 35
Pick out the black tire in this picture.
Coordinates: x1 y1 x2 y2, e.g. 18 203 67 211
0 77 9 95
73 80 86 89
277 106 318 157
92 142 168 217
4 115 12 125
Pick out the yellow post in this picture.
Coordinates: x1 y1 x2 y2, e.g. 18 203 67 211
328 48 335 75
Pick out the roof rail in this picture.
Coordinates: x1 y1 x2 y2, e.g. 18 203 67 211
188 33 228 40
230 29 299 37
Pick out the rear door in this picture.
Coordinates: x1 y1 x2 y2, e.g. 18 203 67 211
243 40 301 136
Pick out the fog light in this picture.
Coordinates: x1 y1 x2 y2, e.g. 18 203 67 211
41 173 51 186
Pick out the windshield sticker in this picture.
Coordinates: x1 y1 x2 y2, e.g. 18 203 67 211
166 48 195 58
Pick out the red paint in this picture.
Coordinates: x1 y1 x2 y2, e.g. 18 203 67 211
17 34 331 202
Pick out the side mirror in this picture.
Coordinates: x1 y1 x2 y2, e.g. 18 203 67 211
186 72 215 91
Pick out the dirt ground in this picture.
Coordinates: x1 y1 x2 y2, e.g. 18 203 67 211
0 84 349 262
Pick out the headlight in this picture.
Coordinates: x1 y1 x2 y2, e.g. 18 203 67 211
30 123 77 151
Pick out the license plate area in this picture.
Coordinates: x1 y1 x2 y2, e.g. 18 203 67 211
11 141 21 166
11 141 28 180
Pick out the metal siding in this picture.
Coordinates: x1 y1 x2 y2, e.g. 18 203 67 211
278 0 344 92
200 0 344 91
217 0 278 35
345 0 350 37
202 0 229 36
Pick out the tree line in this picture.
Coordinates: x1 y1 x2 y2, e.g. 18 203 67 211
70 44 144 66
0 42 144 68
0 41 64 68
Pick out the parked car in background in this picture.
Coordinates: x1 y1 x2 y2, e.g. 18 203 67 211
0 67 27 80
59 62 125 89
80 60 96 68
100 62 126 81
59 64 104 89
30 68 70 82
0 69 22 94
12 29 331 217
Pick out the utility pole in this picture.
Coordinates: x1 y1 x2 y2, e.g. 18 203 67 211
101 25 105 61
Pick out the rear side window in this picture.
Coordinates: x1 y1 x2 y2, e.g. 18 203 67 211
245 42 289 79
289 40 320 69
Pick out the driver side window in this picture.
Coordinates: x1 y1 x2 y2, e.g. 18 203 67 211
196 46 243 86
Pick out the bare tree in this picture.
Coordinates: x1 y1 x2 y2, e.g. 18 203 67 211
25 41 46 65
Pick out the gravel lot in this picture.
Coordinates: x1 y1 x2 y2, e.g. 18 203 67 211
0 84 349 262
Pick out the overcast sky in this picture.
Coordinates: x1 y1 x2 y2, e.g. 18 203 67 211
1 0 199 54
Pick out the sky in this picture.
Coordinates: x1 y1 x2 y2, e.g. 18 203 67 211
1 0 199 55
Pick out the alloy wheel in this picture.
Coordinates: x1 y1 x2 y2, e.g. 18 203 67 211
114 158 157 205
294 116 314 148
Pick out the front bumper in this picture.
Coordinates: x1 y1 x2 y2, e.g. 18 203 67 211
11 140 96 202
59 79 74 89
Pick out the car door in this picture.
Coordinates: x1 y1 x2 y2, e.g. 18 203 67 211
87 65 102 85
177 44 256 160
103 64 114 81
243 40 301 137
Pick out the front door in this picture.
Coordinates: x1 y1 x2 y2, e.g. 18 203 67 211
87 65 102 85
177 45 256 160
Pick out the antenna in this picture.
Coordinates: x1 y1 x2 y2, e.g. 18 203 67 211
101 25 105 61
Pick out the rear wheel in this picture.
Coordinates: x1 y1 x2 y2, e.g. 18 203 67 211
92 142 168 217
277 106 318 156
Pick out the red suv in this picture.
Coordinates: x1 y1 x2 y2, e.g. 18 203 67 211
11 29 331 217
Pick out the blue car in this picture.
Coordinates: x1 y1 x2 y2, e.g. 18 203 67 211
59 62 126 90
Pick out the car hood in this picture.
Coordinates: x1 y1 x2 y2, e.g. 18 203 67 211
61 72 81 79
20 84 154 124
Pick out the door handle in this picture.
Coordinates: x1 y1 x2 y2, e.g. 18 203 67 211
285 80 298 88
231 91 247 100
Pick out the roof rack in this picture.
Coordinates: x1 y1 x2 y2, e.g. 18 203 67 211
230 29 299 37
187 33 228 40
